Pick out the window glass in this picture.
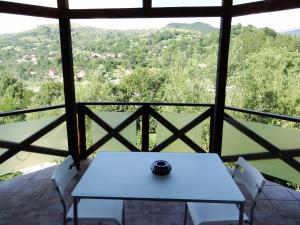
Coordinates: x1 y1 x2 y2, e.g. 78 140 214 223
2 0 57 7
71 18 220 104
152 0 221 7
0 14 63 119
69 0 142 9
226 9 300 117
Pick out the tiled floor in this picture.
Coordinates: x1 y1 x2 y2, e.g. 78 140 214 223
0 159 300 225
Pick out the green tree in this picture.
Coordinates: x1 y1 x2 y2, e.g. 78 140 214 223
30 81 64 107
0 76 29 124
116 67 166 102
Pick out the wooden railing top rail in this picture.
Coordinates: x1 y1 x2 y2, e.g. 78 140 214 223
79 101 214 107
225 106 300 123
0 104 65 118
1 103 300 124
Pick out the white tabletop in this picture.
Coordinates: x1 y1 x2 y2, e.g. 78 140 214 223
72 152 245 203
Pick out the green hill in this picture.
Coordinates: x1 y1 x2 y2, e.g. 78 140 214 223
165 22 218 33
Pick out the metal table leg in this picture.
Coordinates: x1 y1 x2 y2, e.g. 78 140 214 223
239 202 244 225
73 197 78 225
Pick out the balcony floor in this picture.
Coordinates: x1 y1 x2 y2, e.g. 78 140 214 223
1 159 300 225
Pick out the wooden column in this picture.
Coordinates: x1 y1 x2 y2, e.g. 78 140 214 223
211 0 233 155
141 105 150 152
143 0 152 9
57 0 80 169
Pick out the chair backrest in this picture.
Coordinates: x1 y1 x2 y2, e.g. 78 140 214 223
233 157 265 199
51 156 78 195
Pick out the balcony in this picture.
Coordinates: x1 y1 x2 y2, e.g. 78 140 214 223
1 158 300 225
1 0 300 224
1 102 299 184
0 102 299 224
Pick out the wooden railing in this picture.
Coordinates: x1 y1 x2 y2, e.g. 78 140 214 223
77 102 213 158
1 102 300 175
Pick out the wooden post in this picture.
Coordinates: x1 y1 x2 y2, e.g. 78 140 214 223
141 105 150 152
143 0 152 9
211 0 233 155
209 105 214 153
57 0 80 169
77 103 87 159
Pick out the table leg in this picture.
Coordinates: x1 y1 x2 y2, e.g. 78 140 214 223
239 202 244 225
73 197 78 225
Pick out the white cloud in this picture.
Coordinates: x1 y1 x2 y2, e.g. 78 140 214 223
69 0 142 9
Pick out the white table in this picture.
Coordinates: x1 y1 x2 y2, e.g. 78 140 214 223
72 152 245 225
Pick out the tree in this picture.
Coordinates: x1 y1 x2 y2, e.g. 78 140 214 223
116 67 166 102
30 81 64 107
0 76 29 124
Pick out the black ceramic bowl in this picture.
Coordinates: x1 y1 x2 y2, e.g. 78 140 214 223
151 160 172 176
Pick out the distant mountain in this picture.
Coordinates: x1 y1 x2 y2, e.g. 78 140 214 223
165 22 218 33
286 28 300 35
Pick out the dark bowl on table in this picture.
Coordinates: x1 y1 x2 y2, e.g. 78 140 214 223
151 160 172 176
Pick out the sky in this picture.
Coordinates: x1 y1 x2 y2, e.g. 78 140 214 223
0 0 300 34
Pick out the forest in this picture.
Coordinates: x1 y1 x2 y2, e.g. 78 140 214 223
0 22 300 127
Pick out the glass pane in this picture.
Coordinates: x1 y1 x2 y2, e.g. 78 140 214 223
92 112 136 151
251 158 300 185
222 119 300 156
222 118 300 184
72 18 220 104
0 150 63 176
222 120 267 156
0 116 66 145
227 9 300 117
0 14 62 115
32 123 67 150
157 112 208 152
2 0 57 7
0 116 67 175
225 8 300 184
153 0 221 7
69 0 142 9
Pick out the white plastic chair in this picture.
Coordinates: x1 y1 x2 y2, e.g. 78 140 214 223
51 156 124 225
184 157 265 225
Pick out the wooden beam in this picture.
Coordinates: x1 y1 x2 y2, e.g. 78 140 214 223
69 7 223 19
143 0 152 9
1 0 299 20
57 0 80 169
141 105 150 152
77 103 87 159
211 0 232 155
232 0 300 17
209 105 215 153
0 1 58 18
